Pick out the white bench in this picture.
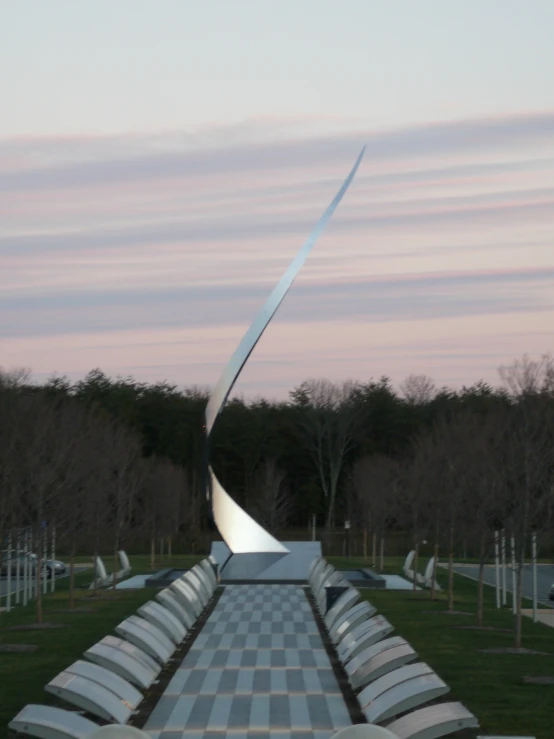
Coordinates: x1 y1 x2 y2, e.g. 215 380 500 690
9 704 100 739
45 672 132 724
115 615 175 664
385 701 479 738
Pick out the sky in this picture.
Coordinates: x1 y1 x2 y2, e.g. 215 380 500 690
1 0 554 399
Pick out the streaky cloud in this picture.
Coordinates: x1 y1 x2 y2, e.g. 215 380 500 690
1 110 554 193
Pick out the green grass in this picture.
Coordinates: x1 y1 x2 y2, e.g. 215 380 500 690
353 562 554 739
0 555 203 739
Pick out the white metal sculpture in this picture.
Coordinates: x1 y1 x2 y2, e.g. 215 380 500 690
205 149 365 556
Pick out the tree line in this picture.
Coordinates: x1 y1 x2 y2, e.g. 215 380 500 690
1 354 554 640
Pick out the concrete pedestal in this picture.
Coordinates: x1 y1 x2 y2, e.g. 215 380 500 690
210 541 322 583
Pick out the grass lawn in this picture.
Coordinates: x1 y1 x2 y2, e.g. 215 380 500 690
332 555 554 739
0 554 203 739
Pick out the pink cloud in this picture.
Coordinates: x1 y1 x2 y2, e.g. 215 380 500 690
1 111 554 396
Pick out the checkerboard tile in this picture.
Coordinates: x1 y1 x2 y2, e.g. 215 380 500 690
146 694 351 733
165 669 342 696
144 584 352 738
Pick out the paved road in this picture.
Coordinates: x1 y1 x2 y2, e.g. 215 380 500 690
0 566 90 599
452 563 554 608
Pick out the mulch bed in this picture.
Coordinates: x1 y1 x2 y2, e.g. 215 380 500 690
478 647 553 656
51 608 96 613
5 622 69 631
421 610 473 616
0 644 38 652
458 625 512 632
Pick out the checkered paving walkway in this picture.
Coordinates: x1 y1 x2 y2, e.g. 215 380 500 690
145 584 352 739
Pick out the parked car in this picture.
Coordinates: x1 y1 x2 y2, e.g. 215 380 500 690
0 551 66 578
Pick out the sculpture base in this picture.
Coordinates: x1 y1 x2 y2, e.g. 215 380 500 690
210 541 322 582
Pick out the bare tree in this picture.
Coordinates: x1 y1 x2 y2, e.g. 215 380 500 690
454 408 509 626
105 422 142 587
57 405 113 605
499 353 554 397
409 433 446 600
141 456 187 569
290 379 362 528
351 454 399 571
397 452 433 592
248 459 292 535
400 374 437 405
500 397 554 646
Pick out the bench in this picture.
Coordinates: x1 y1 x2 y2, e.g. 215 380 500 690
309 556 479 738
10 557 218 739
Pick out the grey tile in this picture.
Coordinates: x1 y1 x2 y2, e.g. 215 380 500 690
285 670 306 693
179 669 207 694
250 694 271 731
283 634 299 648
288 695 312 730
219 669 239 693
252 669 271 693
236 668 255 694
306 695 333 730
318 669 340 693
145 697 177 729
210 649 229 668
298 649 317 668
185 695 215 730
270 695 291 729
165 670 190 694
228 695 252 729
269 669 288 693
312 651 331 668
164 695 197 730
159 732 182 739
270 650 287 667
200 669 223 694
325 695 352 729
206 695 234 730
241 650 258 668
225 651 243 668
255 650 271 668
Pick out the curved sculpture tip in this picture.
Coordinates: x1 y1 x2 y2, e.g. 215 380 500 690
205 147 365 555
205 146 366 436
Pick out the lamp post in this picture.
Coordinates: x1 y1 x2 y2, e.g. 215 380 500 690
344 520 351 558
